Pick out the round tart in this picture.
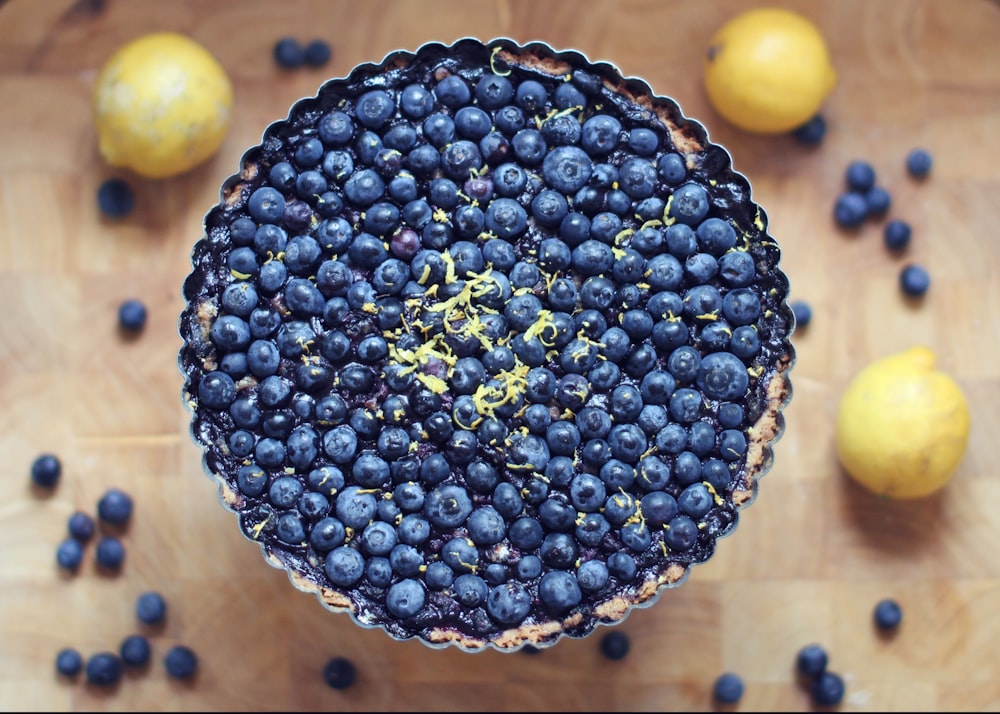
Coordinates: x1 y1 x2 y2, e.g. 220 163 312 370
178 38 794 652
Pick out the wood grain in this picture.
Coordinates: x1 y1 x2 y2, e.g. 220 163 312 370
1 0 999 711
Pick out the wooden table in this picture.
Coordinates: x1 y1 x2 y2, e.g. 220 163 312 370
2 0 999 710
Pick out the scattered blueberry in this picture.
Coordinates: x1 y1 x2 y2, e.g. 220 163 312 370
906 147 932 178
164 645 198 679
304 39 332 67
118 299 148 332
97 178 135 219
712 672 745 704
810 670 846 707
55 647 83 677
30 453 61 489
119 634 152 667
833 191 868 228
883 219 912 251
56 538 84 571
845 160 876 192
323 656 357 690
136 591 168 625
598 630 630 660
85 652 123 686
864 185 892 217
791 114 826 145
95 535 125 570
791 300 812 330
67 511 96 541
899 264 930 297
796 643 829 677
273 37 304 69
873 598 903 631
97 487 134 525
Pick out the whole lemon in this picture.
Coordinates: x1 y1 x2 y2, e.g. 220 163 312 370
835 346 970 499
703 7 837 134
93 32 233 179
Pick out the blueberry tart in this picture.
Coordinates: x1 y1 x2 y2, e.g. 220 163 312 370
178 38 794 652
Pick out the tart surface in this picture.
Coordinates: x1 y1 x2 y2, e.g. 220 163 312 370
179 38 794 652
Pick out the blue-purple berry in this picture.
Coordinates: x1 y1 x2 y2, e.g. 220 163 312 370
598 630 630 660
906 147 932 178
273 37 304 68
97 487 133 525
304 39 332 67
874 598 902 630
791 300 812 329
883 219 911 251
323 656 357 689
31 453 62 489
97 178 135 219
791 114 827 145
796 643 828 677
67 511 96 541
136 591 168 625
900 264 930 296
85 652 123 686
810 671 846 706
833 191 868 228
118 298 148 332
95 536 125 570
712 672 745 704
55 647 83 677
56 538 84 571
164 645 198 679
119 634 152 667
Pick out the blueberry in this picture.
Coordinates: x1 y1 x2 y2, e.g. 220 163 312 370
67 511 95 542
485 197 528 240
617 157 657 199
580 114 621 156
423 484 472 529
273 37 304 68
792 114 827 145
97 178 135 218
323 656 357 690
164 645 198 679
303 39 332 67
56 538 84 571
55 647 83 677
542 145 593 194
453 573 489 607
810 671 846 707
475 73 514 109
85 652 123 686
906 147 933 178
845 160 876 192
669 182 710 226
678 483 714 519
97 487 133 524
883 219 911 251
900 264 930 296
467 506 507 546
425 561 454 590
865 185 892 216
712 672 745 704
119 634 151 667
324 546 365 587
833 191 868 228
796 643 828 677
247 186 285 223
718 250 756 287
30 453 61 489
485 581 532 625
434 74 471 108
538 570 582 614
95 536 125 570
599 630 630 660
663 514 698 552
873 598 903 630
697 352 750 401
791 299 812 329
385 578 426 619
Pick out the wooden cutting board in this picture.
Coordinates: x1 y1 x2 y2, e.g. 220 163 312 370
1 0 999 711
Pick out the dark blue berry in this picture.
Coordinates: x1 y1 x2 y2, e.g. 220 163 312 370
791 300 812 329
810 671 846 706
56 647 83 677
538 570 582 614
845 160 876 192
599 630 630 660
303 39 332 67
323 656 357 690
486 581 532 625
906 147 932 178
273 37 304 68
135 591 167 625
713 672 745 704
85 652 123 686
792 114 826 145
95 536 125 570
580 114 621 156
56 538 84 571
164 645 198 679
434 74 471 108
865 185 892 216
119 634 151 667
97 487 133 524
883 219 911 251
833 191 868 228
796 643 828 677
97 178 135 218
67 511 95 541
874 598 902 630
247 186 285 223
30 453 61 488
900 264 930 296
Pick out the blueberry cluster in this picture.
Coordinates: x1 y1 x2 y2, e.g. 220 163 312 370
795 643 845 707
54 486 133 573
55 591 198 686
181 40 793 648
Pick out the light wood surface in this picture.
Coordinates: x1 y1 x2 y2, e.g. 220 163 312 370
2 0 999 711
